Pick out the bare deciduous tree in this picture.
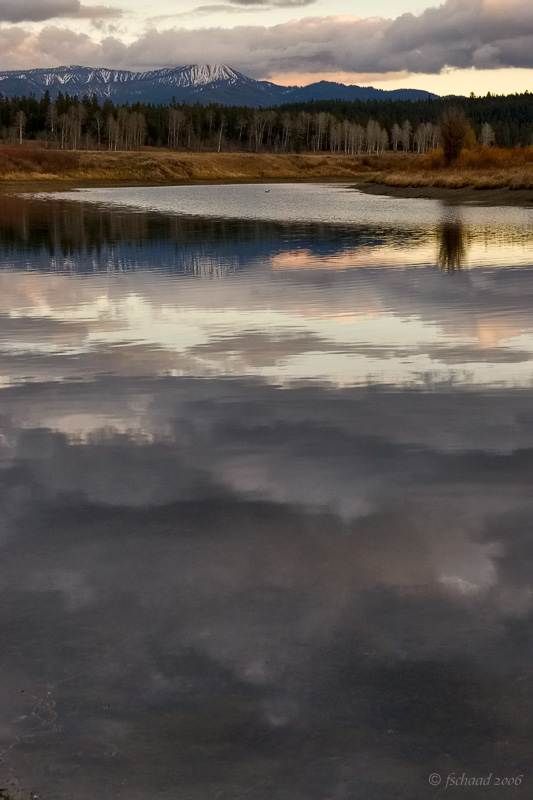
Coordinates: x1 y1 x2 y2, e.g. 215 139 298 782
168 108 185 148
217 114 225 152
15 110 26 145
366 119 380 153
68 106 85 149
93 111 103 148
401 120 412 152
391 123 402 151
479 122 496 146
107 114 119 151
414 122 436 154
439 108 469 166
46 102 57 142
314 112 329 151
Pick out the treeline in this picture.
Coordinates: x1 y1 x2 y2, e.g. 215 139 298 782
280 93 533 149
0 90 531 153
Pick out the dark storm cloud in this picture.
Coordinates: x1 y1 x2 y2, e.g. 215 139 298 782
0 0 121 23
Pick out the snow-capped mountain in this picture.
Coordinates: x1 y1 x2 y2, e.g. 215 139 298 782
0 64 438 106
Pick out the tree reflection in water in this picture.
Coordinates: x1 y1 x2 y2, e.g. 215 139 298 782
437 217 467 273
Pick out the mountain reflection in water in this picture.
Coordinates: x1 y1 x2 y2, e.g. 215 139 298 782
0 184 533 800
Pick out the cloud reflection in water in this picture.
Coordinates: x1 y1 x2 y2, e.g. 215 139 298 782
1 186 533 799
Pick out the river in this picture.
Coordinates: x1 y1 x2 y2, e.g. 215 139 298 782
0 183 532 798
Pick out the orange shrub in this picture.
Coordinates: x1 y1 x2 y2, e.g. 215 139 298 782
421 148 445 170
464 126 477 150
401 145 533 174
456 145 533 171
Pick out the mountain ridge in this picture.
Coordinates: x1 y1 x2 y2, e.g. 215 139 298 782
0 64 439 107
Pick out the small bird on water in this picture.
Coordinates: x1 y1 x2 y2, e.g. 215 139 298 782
265 189 271 193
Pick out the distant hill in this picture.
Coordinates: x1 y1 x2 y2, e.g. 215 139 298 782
0 64 438 107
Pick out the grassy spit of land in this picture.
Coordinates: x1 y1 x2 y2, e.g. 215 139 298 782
1 145 533 205
0 147 371 183
364 145 533 189
356 145 533 205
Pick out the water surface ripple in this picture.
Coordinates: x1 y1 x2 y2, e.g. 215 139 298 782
0 185 532 799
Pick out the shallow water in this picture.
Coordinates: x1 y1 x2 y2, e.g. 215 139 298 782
1 184 533 799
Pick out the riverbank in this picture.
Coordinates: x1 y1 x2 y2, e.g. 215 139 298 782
356 181 533 206
0 149 370 182
358 145 533 205
1 147 533 206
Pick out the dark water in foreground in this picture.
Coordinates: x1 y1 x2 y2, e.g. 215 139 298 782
1 183 533 799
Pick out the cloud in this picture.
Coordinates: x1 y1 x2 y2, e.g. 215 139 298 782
228 0 316 5
0 0 121 23
2 0 533 75
131 1 533 76
234 0 314 4
76 3 121 19
188 0 316 14
184 5 252 15
150 0 318 21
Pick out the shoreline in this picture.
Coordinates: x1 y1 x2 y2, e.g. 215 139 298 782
5 177 533 208
0 175 353 195
0 151 370 186
354 181 533 207
1 149 532 207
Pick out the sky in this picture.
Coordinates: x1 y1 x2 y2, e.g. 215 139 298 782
0 0 532 95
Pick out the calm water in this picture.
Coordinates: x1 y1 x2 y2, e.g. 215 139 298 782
1 183 533 799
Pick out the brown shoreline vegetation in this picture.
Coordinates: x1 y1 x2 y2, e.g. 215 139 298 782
365 145 533 190
0 146 371 182
359 144 533 205
1 144 532 205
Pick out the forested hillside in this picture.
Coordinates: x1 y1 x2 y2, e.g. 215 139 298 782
1 90 531 152
280 93 533 149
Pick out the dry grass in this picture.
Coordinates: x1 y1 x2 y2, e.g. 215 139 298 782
78 150 369 181
1 145 532 191
0 144 79 177
0 147 372 182
365 146 533 190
